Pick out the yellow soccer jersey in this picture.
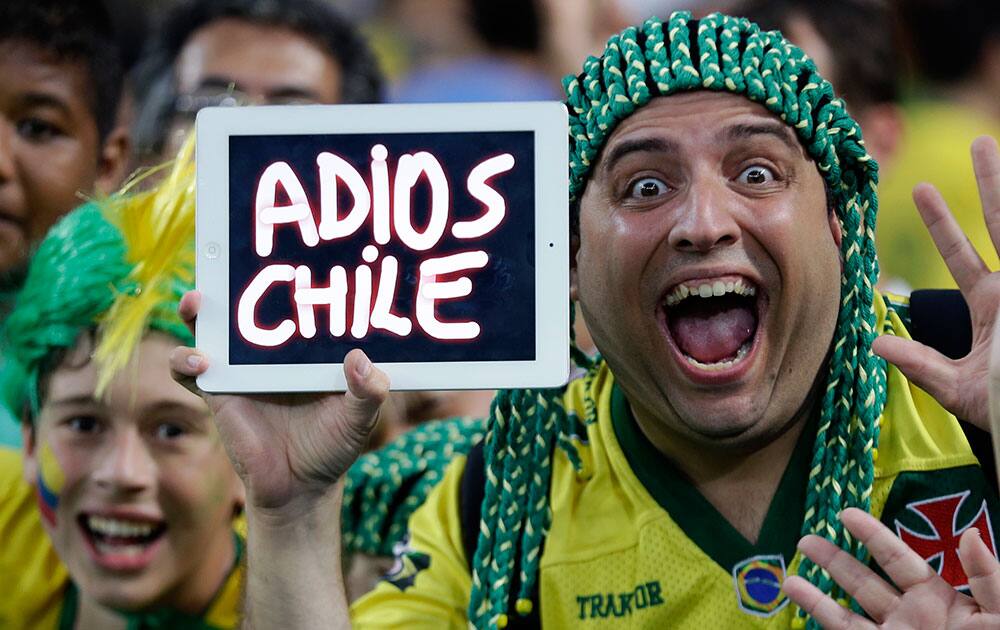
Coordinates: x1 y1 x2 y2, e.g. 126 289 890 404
0 447 245 630
352 293 1000 628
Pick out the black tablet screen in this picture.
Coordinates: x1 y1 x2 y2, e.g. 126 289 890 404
227 131 536 365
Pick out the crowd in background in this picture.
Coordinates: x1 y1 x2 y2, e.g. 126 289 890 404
11 0 1000 277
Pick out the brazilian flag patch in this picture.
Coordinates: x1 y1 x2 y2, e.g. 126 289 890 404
732 554 788 617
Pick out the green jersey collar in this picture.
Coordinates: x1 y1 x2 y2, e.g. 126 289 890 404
611 382 814 571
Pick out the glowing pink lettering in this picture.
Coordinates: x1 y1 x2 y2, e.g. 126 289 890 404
393 152 449 251
416 250 489 340
370 144 392 245
453 153 514 239
241 144 517 346
352 259 373 339
368 247 412 336
255 162 319 257
237 264 297 346
318 151 372 240
294 265 348 338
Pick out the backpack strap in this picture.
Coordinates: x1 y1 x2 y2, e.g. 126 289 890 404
459 441 486 573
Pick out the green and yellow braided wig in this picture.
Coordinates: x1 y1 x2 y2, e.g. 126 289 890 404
463 11 886 629
2 138 196 420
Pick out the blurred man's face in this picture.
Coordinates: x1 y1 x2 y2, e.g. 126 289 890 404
0 41 124 278
165 18 344 155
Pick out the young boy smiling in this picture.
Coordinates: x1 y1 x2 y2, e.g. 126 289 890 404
0 141 244 629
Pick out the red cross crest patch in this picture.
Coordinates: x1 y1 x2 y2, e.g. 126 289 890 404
893 490 997 589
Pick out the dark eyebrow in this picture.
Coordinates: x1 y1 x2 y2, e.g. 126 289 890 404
265 87 322 101
600 137 678 176
47 394 100 408
721 122 801 153
143 400 208 417
19 92 72 116
194 76 239 92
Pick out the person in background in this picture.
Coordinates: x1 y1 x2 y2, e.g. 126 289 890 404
389 0 628 103
390 0 564 103
874 0 1000 292
0 0 130 447
0 141 246 629
130 0 383 164
728 0 904 170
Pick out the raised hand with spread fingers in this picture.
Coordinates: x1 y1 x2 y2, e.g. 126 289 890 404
873 136 1000 433
785 144 1000 625
784 507 1000 629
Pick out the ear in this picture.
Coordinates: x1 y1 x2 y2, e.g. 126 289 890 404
828 209 843 249
94 125 131 195
231 468 246 514
857 104 904 172
569 232 581 302
22 422 38 487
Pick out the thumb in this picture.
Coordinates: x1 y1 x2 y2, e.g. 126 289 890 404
342 349 390 433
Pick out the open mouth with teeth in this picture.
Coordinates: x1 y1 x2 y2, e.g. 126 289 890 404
661 276 762 372
78 513 167 569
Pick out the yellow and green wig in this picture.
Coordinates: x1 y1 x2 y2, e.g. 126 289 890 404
463 11 885 629
0 127 478 575
2 139 196 421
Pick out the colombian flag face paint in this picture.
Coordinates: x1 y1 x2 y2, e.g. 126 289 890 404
37 441 66 527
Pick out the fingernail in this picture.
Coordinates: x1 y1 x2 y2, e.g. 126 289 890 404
359 354 372 378
187 354 202 369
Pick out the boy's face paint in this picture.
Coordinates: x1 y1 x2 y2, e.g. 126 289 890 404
27 333 245 613
35 441 66 526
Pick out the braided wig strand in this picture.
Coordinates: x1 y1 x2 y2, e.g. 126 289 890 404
468 11 886 629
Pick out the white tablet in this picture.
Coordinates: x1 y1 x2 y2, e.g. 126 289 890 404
195 102 569 393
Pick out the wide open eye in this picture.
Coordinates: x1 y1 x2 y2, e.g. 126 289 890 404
154 422 185 440
66 415 101 434
629 177 669 198
16 118 64 142
737 165 776 185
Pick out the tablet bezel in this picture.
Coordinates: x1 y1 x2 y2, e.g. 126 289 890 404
195 101 569 393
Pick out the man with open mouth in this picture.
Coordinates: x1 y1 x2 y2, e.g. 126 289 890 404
171 10 1000 630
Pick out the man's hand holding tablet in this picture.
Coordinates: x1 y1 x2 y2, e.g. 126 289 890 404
171 289 385 629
